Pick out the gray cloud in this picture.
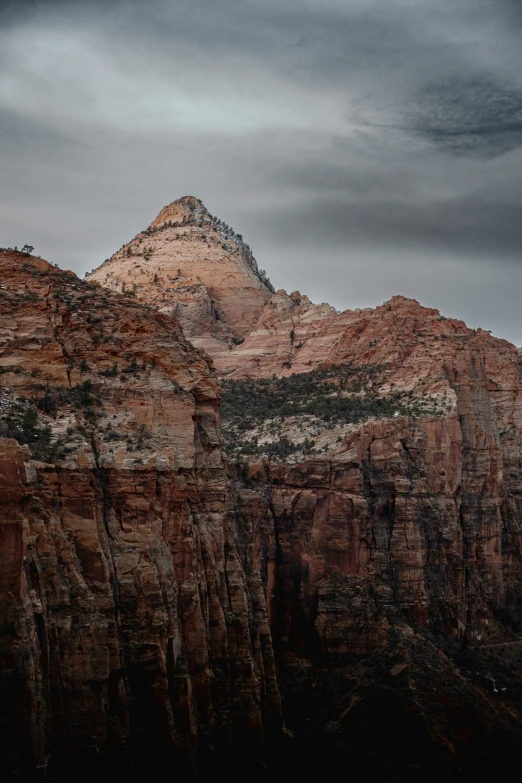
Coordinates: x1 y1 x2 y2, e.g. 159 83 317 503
1 0 522 342
255 190 522 259
411 77 522 157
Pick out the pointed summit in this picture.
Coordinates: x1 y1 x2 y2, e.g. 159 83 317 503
150 196 208 228
88 197 274 357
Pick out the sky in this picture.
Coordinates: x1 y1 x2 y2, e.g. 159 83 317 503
1 0 522 342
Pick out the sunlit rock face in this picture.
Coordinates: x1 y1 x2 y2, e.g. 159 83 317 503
87 196 273 359
0 251 280 780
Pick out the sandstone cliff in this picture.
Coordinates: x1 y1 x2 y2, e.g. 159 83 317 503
88 196 273 358
223 302 522 778
89 199 522 778
5 194 522 780
0 251 280 780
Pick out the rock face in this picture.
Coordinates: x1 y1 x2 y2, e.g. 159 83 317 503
6 195 522 780
215 288 341 378
0 251 280 780
89 200 522 777
215 290 491 382
224 305 522 778
88 196 273 358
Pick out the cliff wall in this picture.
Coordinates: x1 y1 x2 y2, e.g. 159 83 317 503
227 337 522 778
6 195 522 779
86 198 522 778
0 251 280 780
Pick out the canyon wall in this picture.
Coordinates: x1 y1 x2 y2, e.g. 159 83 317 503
4 196 522 779
223 296 522 778
0 251 280 781
87 198 522 778
229 375 522 778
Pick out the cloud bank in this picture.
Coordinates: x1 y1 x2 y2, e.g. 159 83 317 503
1 0 522 341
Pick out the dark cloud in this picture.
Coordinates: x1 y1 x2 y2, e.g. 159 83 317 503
411 77 522 157
1 0 522 342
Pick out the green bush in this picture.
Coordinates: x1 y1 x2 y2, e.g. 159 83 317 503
121 357 139 374
33 380 100 417
0 401 64 461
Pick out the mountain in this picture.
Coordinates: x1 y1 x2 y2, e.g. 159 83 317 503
88 199 522 778
3 199 522 780
88 196 273 358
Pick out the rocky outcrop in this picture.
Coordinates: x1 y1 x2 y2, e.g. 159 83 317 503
87 197 273 358
0 251 280 780
223 292 522 776
216 290 510 386
87 198 522 778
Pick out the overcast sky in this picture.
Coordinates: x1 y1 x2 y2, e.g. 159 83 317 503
1 0 522 341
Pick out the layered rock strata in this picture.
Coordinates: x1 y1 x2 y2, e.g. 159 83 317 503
89 197 522 777
6 193 522 779
229 377 522 777
88 197 273 358
222 294 522 776
0 251 280 781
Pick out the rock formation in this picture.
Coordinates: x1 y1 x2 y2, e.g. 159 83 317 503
4 196 522 780
222 295 522 779
88 196 273 358
0 251 280 781
88 199 522 779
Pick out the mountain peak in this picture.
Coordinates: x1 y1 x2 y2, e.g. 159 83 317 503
88 197 273 355
150 195 208 228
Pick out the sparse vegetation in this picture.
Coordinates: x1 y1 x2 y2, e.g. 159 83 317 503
220 363 451 460
121 357 139 374
0 398 65 461
33 380 101 417
99 363 119 377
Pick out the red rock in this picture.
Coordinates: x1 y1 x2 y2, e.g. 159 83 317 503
6 194 522 778
0 250 280 779
88 202 522 774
